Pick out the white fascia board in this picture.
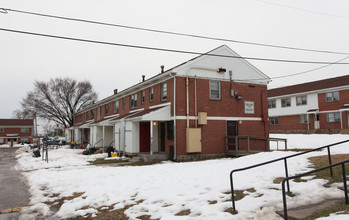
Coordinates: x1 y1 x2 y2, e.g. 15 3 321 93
174 116 262 121
268 85 349 99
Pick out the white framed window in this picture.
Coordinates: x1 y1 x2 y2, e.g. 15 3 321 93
296 96 307 106
86 111 89 120
141 90 145 104
21 128 29 133
105 103 110 115
326 91 339 102
130 93 137 109
281 98 291 107
149 87 154 101
0 138 4 143
122 97 126 110
209 80 221 100
114 100 119 113
20 137 29 143
270 117 279 125
0 128 3 133
298 114 308 124
326 112 340 122
91 109 94 119
161 82 167 101
268 100 276 109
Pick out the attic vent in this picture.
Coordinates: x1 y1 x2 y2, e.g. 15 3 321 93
217 68 226 73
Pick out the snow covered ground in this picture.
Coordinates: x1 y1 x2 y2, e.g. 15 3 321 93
14 134 349 219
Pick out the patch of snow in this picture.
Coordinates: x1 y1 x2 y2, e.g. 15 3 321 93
15 134 349 219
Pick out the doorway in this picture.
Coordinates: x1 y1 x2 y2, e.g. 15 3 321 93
227 121 238 150
139 122 150 152
160 122 166 152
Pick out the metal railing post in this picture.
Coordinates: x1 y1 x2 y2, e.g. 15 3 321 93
281 179 288 220
230 171 236 213
284 158 290 192
327 146 333 177
342 163 349 204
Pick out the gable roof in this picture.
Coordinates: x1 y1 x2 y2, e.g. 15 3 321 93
0 119 34 126
268 75 349 98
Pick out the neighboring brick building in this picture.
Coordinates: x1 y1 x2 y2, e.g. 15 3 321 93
67 45 271 160
268 75 349 133
0 119 34 146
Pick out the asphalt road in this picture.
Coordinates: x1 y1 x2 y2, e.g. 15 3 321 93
0 148 30 219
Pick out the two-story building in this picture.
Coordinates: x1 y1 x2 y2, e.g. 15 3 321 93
268 75 349 133
0 119 34 146
67 45 271 160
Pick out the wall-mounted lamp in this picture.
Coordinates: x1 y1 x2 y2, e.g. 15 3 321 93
236 95 243 100
153 121 157 126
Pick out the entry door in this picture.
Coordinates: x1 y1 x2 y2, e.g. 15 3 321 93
139 122 150 152
227 121 238 150
314 114 320 129
7 138 11 146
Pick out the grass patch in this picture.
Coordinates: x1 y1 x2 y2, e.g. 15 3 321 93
293 177 308 183
208 200 217 205
175 209 191 216
89 158 129 165
308 154 349 183
304 202 349 220
273 177 284 184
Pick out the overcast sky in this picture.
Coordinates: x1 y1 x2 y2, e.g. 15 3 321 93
1 0 349 120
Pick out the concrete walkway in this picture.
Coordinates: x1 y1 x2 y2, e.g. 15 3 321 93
0 148 30 220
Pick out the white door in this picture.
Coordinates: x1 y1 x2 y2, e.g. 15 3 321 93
314 114 320 129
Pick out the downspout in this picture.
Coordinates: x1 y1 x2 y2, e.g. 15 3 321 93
195 75 198 128
170 73 177 160
186 76 190 128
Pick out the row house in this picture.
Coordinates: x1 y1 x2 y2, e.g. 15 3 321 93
268 75 349 133
67 45 271 160
0 119 34 146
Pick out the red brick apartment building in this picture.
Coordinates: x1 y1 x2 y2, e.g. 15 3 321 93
67 45 271 160
268 75 349 133
0 119 34 146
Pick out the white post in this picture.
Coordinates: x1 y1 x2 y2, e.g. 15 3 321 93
150 121 153 155
102 126 105 151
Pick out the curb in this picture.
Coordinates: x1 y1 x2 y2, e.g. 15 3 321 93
0 206 30 214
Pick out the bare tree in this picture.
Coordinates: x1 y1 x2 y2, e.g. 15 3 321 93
16 77 97 128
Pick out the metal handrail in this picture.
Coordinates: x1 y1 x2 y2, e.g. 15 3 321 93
108 139 115 148
229 139 349 213
93 139 103 148
281 159 349 219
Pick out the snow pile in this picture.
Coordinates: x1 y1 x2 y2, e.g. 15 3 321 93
15 134 349 219
0 144 11 148
15 145 107 171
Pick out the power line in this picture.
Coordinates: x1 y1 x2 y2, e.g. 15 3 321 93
2 7 349 56
2 27 349 65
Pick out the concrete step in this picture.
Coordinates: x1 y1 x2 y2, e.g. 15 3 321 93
276 198 343 219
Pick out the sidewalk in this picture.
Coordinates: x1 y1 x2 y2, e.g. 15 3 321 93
0 148 30 219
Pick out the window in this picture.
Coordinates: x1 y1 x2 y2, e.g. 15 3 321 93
122 97 126 109
130 93 137 109
99 106 102 117
86 111 89 120
296 96 307 106
91 109 94 119
281 98 291 107
209 80 221 99
268 100 276 109
326 91 339 102
20 137 29 143
105 103 110 115
114 100 119 113
161 82 167 101
327 112 340 122
270 117 279 125
80 114 83 121
141 90 145 104
21 128 29 133
149 87 154 101
0 128 3 133
298 114 308 124
0 138 4 143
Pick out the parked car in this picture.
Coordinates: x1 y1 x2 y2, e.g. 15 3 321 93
43 137 61 145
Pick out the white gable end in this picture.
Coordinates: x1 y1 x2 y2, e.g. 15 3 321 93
173 45 270 85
